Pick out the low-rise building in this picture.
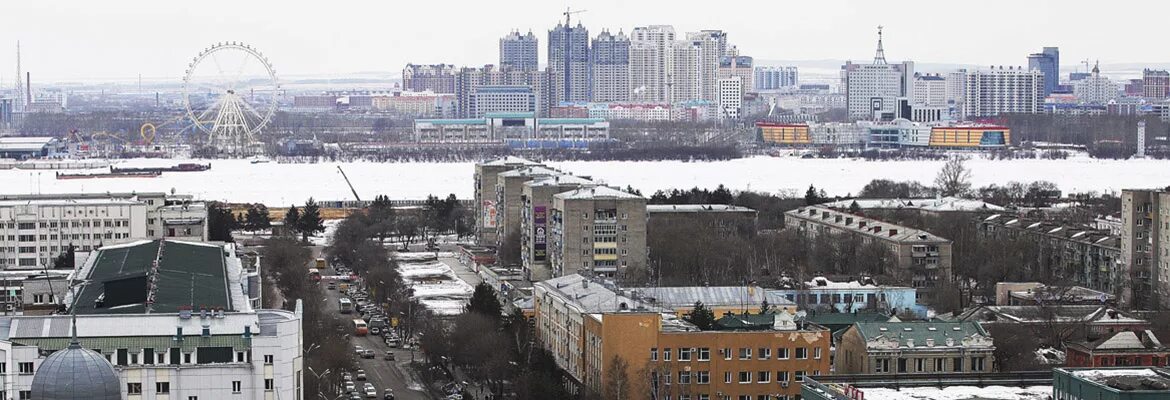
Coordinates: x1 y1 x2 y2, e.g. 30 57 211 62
1053 367 1170 399
785 206 953 288
0 137 63 159
1065 330 1170 368
995 282 1115 306
957 305 1149 341
647 204 758 237
414 112 610 147
837 321 996 374
768 276 923 317
534 274 831 400
823 196 1005 216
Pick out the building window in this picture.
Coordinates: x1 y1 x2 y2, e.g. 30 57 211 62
724 371 732 384
778 371 789 382
738 347 751 360
935 358 945 372
265 378 274 391
125 382 143 394
157 382 170 394
953 357 963 372
19 391 30 400
814 347 822 359
777 347 789 359
738 371 751 384
723 348 732 360
264 354 274 364
795 347 807 359
698 348 710 361
232 381 242 393
757 371 771 383
696 371 709 384
678 371 691 384
972 357 986 372
184 353 192 364
650 348 658 361
795 370 806 382
679 348 692 361
664 348 672 361
875 358 889 373
18 362 33 374
916 358 926 372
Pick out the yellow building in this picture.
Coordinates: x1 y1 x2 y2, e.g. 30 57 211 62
536 275 831 400
757 123 812 145
929 126 1011 148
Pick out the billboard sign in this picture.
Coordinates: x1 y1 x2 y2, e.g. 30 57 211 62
534 206 547 261
482 200 497 228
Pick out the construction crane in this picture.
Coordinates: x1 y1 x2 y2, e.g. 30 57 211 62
336 165 362 202
562 7 586 27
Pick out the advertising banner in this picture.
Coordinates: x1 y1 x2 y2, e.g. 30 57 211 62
534 206 547 261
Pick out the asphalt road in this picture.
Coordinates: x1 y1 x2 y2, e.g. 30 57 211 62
314 246 434 400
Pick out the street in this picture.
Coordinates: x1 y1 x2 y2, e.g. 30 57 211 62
312 245 434 400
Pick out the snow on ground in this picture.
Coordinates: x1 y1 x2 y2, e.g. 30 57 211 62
395 255 473 316
307 219 342 247
397 261 457 280
1072 368 1158 379
859 385 1052 400
2 155 1168 203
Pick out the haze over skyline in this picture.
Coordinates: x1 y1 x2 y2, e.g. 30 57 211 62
0 0 1158 83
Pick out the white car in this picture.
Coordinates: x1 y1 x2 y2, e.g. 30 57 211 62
364 383 377 398
344 381 356 392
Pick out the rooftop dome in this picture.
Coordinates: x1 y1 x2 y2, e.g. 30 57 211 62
30 324 122 400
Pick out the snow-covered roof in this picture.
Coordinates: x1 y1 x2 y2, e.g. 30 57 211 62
479 156 541 167
554 186 643 200
627 286 794 309
0 137 56 151
646 204 756 213
824 197 1005 212
856 385 1053 400
525 174 594 187
536 274 646 314
0 198 142 207
786 206 949 243
498 166 560 178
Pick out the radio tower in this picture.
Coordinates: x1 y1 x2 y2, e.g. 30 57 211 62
13 41 23 112
873 26 887 65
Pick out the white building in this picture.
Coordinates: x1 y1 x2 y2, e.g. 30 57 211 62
0 239 301 400
590 30 630 102
963 66 1044 117
629 25 676 102
0 192 208 270
717 76 743 119
669 40 703 103
469 85 537 118
717 56 754 96
1073 63 1119 105
912 73 948 106
755 66 798 90
684 32 722 102
842 28 913 121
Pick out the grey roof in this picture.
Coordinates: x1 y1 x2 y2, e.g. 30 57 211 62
71 240 234 315
480 156 542 167
31 343 122 400
0 136 55 152
627 286 794 309
854 321 990 347
554 186 644 200
786 206 950 243
823 197 1005 212
537 275 647 313
498 166 560 178
525 174 594 187
646 204 757 213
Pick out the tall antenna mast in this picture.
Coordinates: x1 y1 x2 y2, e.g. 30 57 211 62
14 41 24 112
873 26 887 65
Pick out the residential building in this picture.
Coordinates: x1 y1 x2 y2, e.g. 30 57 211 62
1143 69 1170 99
0 239 300 400
963 66 1045 117
454 64 547 118
717 56 754 96
957 305 1149 340
769 276 922 317
1027 47 1060 97
0 192 207 270
755 66 798 90
629 25 676 102
474 157 545 245
1073 63 1119 105
402 63 457 94
646 204 758 237
838 321 995 374
946 69 967 114
549 22 591 104
495 166 564 249
785 206 953 288
842 28 914 120
823 197 1006 216
500 30 539 72
548 187 646 278
684 32 724 102
669 40 703 103
590 30 630 102
1053 367 1170 399
533 274 830 400
413 113 609 145
371 91 456 117
994 282 1116 306
521 175 597 280
1120 189 1169 308
716 76 743 119
1065 330 1170 368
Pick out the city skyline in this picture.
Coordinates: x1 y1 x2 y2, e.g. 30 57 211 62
0 0 1160 83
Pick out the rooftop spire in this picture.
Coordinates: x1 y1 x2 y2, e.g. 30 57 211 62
873 25 887 65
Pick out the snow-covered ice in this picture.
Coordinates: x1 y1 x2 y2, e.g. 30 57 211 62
2 155 1168 203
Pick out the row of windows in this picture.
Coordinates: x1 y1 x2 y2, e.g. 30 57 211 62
3 219 133 229
126 379 274 395
651 347 821 362
2 232 130 242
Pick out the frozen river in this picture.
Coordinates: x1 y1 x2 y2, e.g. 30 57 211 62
1 155 1168 204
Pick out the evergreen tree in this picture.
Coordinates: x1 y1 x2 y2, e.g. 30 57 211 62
207 202 237 242
684 301 717 330
283 205 300 238
52 244 76 269
368 195 397 243
248 204 272 232
848 200 862 214
297 198 325 242
466 282 502 322
804 185 822 206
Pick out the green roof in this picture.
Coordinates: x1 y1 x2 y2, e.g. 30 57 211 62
72 240 233 315
808 312 893 333
853 321 989 344
714 313 776 331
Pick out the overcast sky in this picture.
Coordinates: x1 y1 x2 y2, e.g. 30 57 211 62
0 0 1153 83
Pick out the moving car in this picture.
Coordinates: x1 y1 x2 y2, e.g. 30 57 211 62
362 349 376 359
344 381 356 392
364 383 377 398
355 369 367 381
383 389 395 400
384 351 395 361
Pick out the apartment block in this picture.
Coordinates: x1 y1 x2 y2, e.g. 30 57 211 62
978 214 1121 295
548 187 646 278
521 175 597 281
534 274 830 400
784 206 953 288
473 157 544 245
1120 189 1170 308
495 166 563 247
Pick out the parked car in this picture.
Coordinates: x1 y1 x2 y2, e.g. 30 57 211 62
327 283 337 290
342 372 353 381
354 346 364 356
355 369 367 381
362 349 376 359
344 381 356 392
370 327 382 336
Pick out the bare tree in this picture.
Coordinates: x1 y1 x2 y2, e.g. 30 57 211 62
935 157 973 197
604 355 632 400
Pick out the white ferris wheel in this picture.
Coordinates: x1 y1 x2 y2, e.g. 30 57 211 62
182 42 280 153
